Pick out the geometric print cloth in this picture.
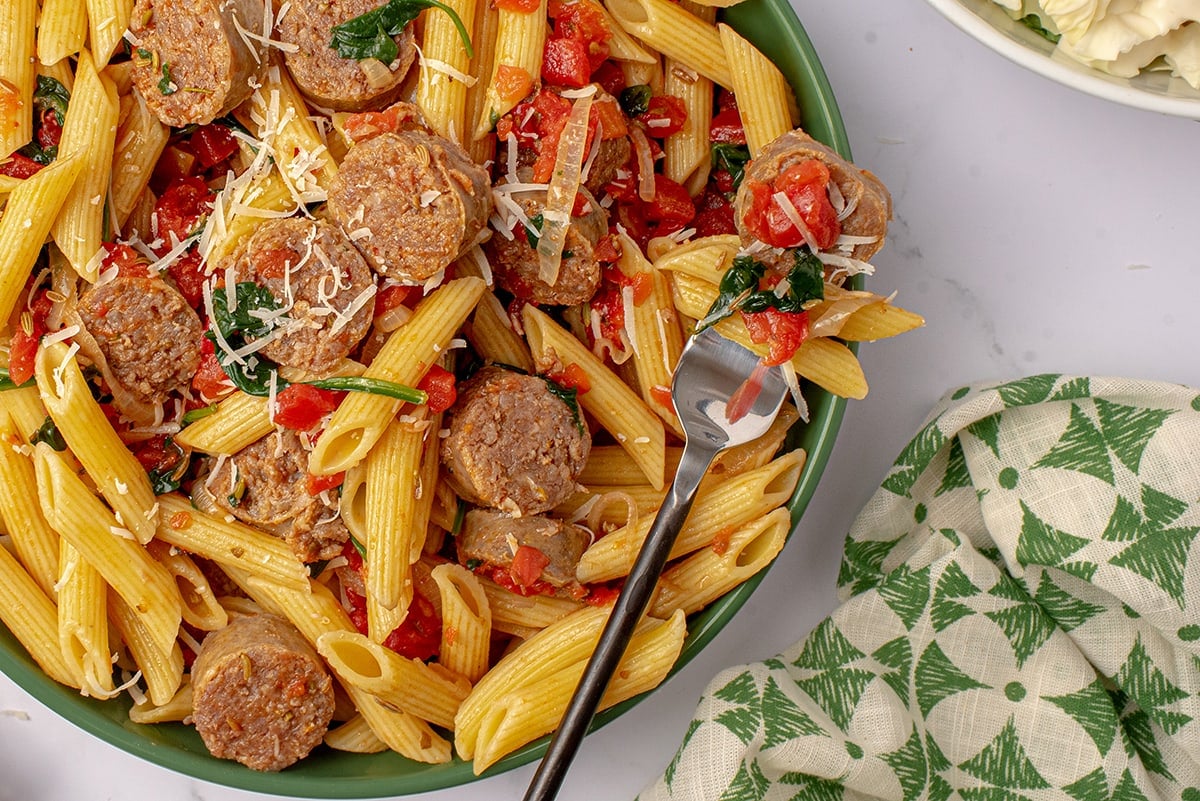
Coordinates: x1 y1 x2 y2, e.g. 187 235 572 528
640 375 1200 801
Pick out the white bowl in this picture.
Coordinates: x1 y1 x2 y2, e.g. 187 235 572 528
925 0 1200 118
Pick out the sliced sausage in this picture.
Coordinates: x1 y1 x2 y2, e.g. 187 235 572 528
191 613 335 771
219 216 376 375
326 130 492 282
75 275 203 422
735 129 892 262
583 135 630 196
459 509 590 588
276 0 416 112
206 430 349 562
441 366 590 517
129 0 268 127
486 186 607 306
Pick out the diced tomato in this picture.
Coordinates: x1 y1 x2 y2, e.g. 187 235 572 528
274 382 346 431
591 60 626 97
528 91 573 182
189 124 239 170
510 545 551 587
549 361 591 394
381 592 442 661
374 284 413 319
342 102 425 142
709 107 747 145
717 88 739 113
638 95 687 138
592 232 622 264
166 250 207 309
7 287 51 386
581 582 621 606
0 152 43 179
741 307 808 366
100 242 150 278
483 561 558 598
191 340 234 400
630 271 654 304
417 364 458 414
542 37 592 88
554 0 611 70
494 0 540 11
644 174 695 233
36 107 63 150
591 94 628 140
741 159 840 250
254 247 297 280
152 143 198 188
693 186 737 237
495 64 534 103
305 471 345 496
649 383 673 411
132 434 183 475
154 176 214 247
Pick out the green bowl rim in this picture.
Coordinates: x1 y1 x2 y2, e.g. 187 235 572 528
0 2 854 796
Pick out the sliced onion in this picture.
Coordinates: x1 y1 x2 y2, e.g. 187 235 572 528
629 125 656 202
536 93 593 286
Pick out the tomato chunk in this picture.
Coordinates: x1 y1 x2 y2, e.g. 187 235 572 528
305 471 345 496
542 37 592 88
741 308 809 366
273 383 345 431
741 159 840 250
418 364 458 414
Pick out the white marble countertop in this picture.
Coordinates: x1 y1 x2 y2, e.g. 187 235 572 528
2 1 1197 799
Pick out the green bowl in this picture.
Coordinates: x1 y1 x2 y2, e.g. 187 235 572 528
0 2 852 795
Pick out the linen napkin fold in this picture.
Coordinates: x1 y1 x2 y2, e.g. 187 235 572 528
640 374 1200 801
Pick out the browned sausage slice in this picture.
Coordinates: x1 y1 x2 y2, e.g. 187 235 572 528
276 0 417 112
459 509 591 588
191 613 335 772
218 216 376 374
75 275 203 422
441 366 590 517
327 131 492 282
129 0 269 127
735 129 892 262
205 430 349 562
486 187 608 306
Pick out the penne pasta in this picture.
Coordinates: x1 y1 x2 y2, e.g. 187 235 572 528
662 1 716 189
50 49 120 280
418 0 480 143
0 153 83 328
172 392 271 456
0 405 60 597
650 507 790 616
0 538 77 687
718 23 796 156
324 715 389 754
309 276 485 475
463 0 501 164
36 0 88 66
473 0 549 141
33 443 183 659
576 449 804 583
129 678 193 724
146 539 229 632
85 0 133 68
466 290 534 372
108 590 186 707
35 341 159 544
57 540 115 698
110 91 170 233
430 563 492 682
605 0 732 87
523 304 667 490
0 0 37 159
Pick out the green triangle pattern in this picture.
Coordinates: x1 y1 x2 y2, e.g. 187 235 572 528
882 423 948 498
996 374 1060 407
928 774 954 801
1051 376 1092 401
873 636 913 707
959 789 1035 801
777 773 844 801
931 561 981 632
984 579 1058 667
1117 637 1192 735
714 703 761 746
713 671 760 705
1062 767 1110 801
761 675 827 749
1118 703 1175 781
966 414 1001 458
879 729 927 801
793 619 866 672
1030 403 1114 484
936 436 973 496
1094 398 1174 475
957 717 1051 789
1110 768 1153 801
795 667 876 730
915 640 991 717
717 759 771 801
1110 523 1198 608
1015 501 1091 568
837 537 898 595
877 564 931 631
1044 679 1119 756
1102 495 1145 542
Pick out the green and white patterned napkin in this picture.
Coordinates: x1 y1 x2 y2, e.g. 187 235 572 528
641 375 1200 801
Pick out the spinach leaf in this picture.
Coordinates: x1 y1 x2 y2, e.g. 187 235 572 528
147 438 189 494
524 212 544 249
331 0 473 63
1018 14 1061 44
34 75 70 127
307 375 427 405
538 374 584 434
208 282 285 396
711 142 751 191
619 84 652 117
697 250 825 329
30 417 66 451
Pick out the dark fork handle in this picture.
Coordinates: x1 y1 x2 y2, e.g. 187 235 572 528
522 440 720 801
